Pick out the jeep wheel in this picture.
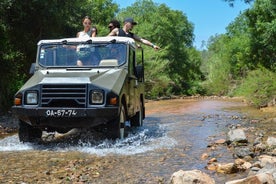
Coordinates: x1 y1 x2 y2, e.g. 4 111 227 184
18 120 42 143
130 101 143 127
108 105 126 139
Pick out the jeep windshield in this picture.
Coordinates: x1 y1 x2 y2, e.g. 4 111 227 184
38 43 127 67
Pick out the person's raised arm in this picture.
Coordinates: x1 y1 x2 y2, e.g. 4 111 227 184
133 34 160 50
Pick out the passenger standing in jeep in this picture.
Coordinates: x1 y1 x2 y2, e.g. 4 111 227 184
77 16 97 38
108 17 160 50
108 19 121 33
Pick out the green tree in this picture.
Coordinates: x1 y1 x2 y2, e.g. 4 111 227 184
203 34 233 95
0 0 25 113
245 0 276 71
117 0 200 96
225 13 251 77
0 0 118 112
203 0 275 106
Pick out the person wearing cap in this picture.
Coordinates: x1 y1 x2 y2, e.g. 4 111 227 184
108 17 160 50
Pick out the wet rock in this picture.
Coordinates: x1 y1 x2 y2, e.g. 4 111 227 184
266 137 276 147
243 155 253 162
234 158 245 165
170 169 215 184
206 163 217 171
247 155 276 182
208 159 251 174
215 139 226 144
254 143 267 155
253 136 263 145
226 128 248 145
233 147 254 159
225 172 274 184
258 155 276 168
252 161 262 168
208 157 217 164
233 158 252 171
271 148 276 156
201 153 209 160
216 163 238 174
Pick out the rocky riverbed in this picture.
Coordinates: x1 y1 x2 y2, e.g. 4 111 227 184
0 97 275 183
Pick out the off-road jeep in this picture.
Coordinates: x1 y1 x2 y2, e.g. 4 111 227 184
12 37 145 142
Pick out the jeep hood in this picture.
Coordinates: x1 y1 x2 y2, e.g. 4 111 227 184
18 68 128 94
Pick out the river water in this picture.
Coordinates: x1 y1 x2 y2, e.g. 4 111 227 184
0 98 274 183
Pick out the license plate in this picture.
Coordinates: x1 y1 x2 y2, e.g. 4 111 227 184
45 109 77 117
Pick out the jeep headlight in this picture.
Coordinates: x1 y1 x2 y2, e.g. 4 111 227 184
25 91 38 105
90 90 104 104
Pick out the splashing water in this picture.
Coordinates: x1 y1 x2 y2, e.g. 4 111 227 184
0 124 177 156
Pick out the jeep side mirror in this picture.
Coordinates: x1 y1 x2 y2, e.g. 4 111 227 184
29 63 36 74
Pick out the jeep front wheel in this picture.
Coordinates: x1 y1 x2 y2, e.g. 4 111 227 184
108 105 126 139
130 101 143 127
18 120 42 143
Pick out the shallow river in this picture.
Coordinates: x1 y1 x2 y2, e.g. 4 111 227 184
0 98 274 183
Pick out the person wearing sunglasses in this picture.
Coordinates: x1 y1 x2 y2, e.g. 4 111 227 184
108 19 121 33
77 16 97 38
108 17 160 50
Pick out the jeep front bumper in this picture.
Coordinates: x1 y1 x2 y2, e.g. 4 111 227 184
12 107 119 128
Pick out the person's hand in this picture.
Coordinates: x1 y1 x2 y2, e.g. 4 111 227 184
152 44 160 50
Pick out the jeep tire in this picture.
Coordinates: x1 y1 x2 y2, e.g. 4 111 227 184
108 105 126 139
130 101 143 127
18 120 42 143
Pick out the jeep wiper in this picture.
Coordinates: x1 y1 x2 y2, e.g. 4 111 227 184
110 39 117 43
66 68 93 71
62 40 67 44
86 40 92 44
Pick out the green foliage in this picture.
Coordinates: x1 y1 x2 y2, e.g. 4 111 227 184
245 0 276 71
0 49 25 113
234 67 276 107
144 60 171 98
117 0 201 97
203 34 235 95
202 53 232 96
203 0 276 107
0 0 118 113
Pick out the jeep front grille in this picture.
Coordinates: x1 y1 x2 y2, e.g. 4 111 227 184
41 84 87 107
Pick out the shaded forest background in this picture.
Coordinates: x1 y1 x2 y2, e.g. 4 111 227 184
0 0 275 113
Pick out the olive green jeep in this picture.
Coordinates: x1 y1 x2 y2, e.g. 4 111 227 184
12 37 145 142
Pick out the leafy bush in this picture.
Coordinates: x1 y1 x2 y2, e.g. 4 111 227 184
234 67 276 107
201 55 232 96
144 59 172 98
